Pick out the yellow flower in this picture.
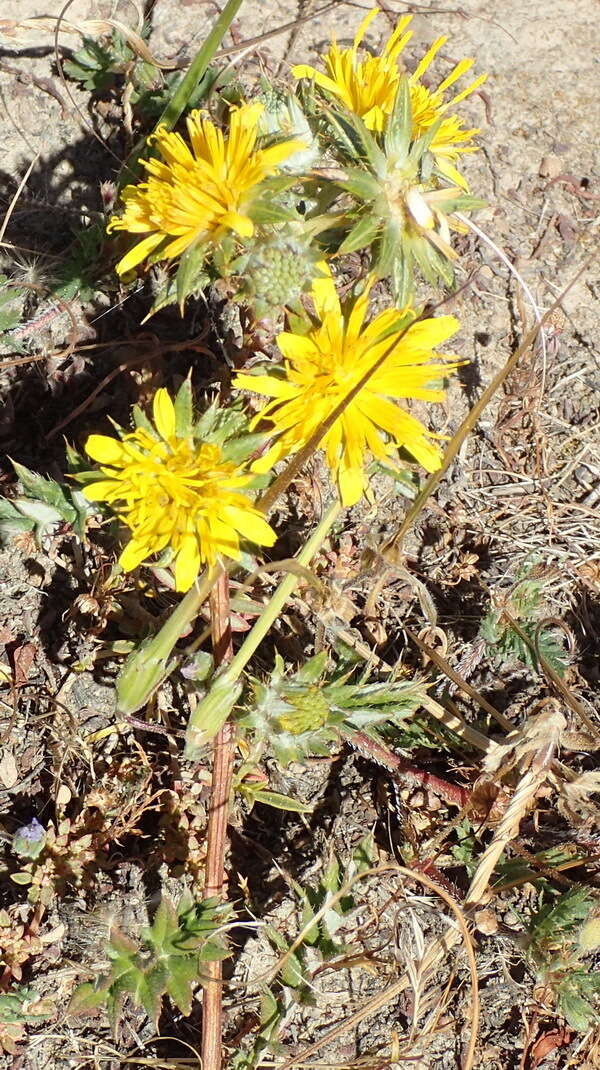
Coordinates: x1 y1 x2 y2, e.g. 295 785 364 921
108 102 304 275
234 275 461 506
82 389 276 591
293 7 411 134
408 37 487 189
293 7 486 188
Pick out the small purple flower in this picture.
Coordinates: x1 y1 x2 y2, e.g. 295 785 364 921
12 817 46 859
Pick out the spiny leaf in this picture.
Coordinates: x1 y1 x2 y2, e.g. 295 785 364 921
0 499 34 542
165 957 197 1016
68 893 232 1027
557 986 599 1032
176 240 210 313
11 462 76 522
384 76 412 160
247 199 299 226
68 982 110 1017
337 213 381 255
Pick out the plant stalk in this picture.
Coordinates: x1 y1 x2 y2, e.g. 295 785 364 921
185 499 342 755
201 567 235 1070
117 565 219 715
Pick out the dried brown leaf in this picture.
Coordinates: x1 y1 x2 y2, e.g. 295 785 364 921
557 770 600 826
483 705 567 775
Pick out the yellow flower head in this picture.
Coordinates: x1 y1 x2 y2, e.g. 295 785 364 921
408 37 487 189
108 102 304 275
293 7 486 187
82 389 276 591
234 275 461 507
293 7 411 134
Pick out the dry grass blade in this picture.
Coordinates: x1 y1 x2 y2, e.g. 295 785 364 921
272 864 479 1070
456 211 548 392
48 0 131 165
420 694 491 754
0 154 39 245
465 707 566 906
380 255 596 559
404 625 513 733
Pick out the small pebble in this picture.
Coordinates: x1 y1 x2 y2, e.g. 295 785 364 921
538 154 562 179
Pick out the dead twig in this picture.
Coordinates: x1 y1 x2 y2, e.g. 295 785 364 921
46 331 212 438
0 62 68 116
403 624 513 733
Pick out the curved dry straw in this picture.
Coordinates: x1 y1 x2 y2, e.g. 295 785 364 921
379 254 596 561
268 862 480 1070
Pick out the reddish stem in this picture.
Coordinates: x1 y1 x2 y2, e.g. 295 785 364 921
201 569 235 1070
347 729 471 809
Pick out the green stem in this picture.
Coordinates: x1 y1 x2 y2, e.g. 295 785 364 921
157 0 245 132
116 565 220 715
230 501 340 680
184 500 342 756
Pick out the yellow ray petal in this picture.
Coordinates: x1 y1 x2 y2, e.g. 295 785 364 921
259 140 307 169
411 36 447 82
436 155 470 191
153 388 176 441
223 506 276 547
353 7 380 50
337 463 365 507
115 232 164 275
119 538 152 572
233 372 298 399
291 66 344 99
82 479 121 502
85 434 127 465
346 279 374 341
174 536 201 591
311 274 341 322
437 58 475 94
219 210 254 238
276 333 319 366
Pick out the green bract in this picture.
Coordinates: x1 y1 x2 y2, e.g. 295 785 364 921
237 652 425 765
316 80 484 303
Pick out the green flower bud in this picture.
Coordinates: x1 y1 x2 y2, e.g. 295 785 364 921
277 687 330 734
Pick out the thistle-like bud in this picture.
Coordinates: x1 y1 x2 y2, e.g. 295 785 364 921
276 687 331 734
240 233 321 319
237 653 425 766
